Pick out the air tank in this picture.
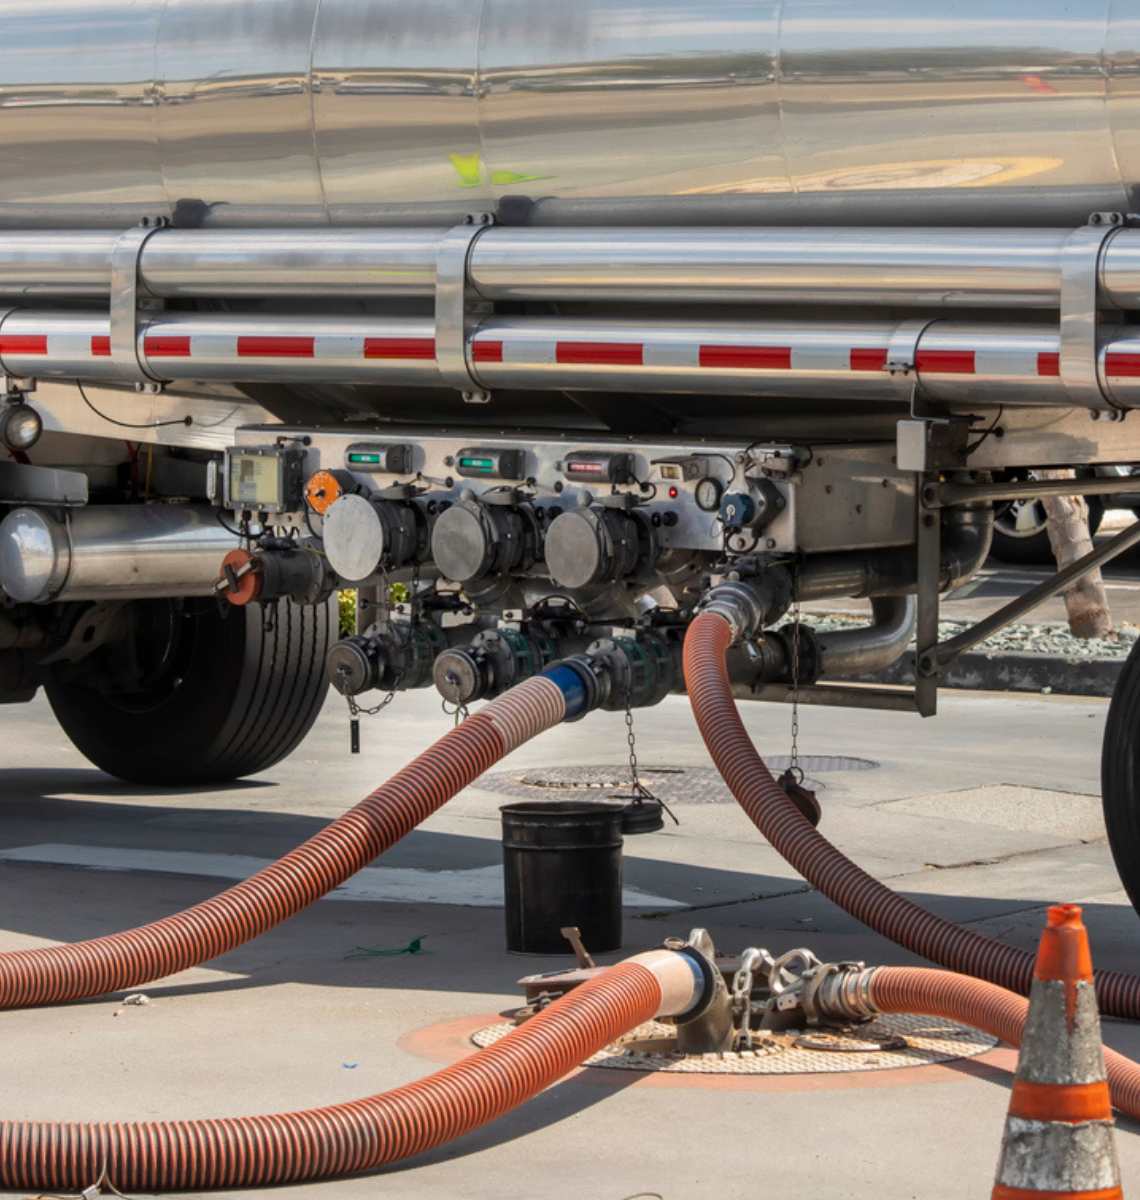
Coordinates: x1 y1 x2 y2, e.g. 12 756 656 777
2 0 1138 231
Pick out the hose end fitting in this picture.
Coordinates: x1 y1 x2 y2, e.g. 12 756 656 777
626 941 719 1022
809 962 881 1024
540 655 602 721
698 572 792 644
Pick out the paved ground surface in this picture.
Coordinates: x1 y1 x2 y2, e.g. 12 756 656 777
2 680 1139 1199
808 508 1140 628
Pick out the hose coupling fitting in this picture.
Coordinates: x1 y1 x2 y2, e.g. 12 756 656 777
758 947 879 1028
808 962 881 1025
697 571 792 644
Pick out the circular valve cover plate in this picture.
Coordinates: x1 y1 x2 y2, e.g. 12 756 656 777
323 493 385 583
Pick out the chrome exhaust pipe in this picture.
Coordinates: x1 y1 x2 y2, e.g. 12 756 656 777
0 504 238 603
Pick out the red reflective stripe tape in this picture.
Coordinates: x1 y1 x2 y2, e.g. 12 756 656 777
144 335 192 358
91 336 111 357
556 341 644 366
1037 351 1060 377
363 337 436 360
915 349 976 374
0 334 47 355
472 340 504 363
850 347 888 372
699 345 791 370
1104 351 1140 377
236 336 315 358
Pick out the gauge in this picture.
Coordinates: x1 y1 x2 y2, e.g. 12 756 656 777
695 476 724 512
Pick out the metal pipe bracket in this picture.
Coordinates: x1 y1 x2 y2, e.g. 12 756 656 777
110 219 169 390
1060 212 1127 411
436 213 495 404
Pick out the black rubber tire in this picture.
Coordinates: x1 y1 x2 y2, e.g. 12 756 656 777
47 596 334 785
990 493 1105 565
1102 636 1140 917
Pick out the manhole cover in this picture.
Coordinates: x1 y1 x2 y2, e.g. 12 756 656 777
480 759 877 805
471 1011 994 1075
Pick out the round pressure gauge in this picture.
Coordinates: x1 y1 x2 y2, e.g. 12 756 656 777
695 476 724 512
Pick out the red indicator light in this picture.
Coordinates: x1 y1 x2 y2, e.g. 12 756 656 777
668 486 679 499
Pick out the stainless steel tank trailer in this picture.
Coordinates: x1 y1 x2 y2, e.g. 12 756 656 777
6 1 1140 1191
3 0 1140 914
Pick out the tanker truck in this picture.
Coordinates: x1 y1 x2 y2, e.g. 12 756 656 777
6 0 1140 907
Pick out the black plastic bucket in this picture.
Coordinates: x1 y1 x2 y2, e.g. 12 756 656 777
500 801 623 955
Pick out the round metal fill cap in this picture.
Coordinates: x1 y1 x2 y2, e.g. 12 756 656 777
322 493 384 583
544 509 606 589
433 648 482 705
0 506 68 603
326 637 375 696
431 502 492 583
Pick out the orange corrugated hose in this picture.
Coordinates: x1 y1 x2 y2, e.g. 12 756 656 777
0 960 666 1191
682 612 1140 1022
0 670 719 1191
868 967 1140 1120
0 675 567 1008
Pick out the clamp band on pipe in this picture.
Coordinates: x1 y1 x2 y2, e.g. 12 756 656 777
436 214 495 403
0 306 17 379
1061 214 1126 411
109 222 167 387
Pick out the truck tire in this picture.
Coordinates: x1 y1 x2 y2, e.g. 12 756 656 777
991 491 1104 565
46 596 334 785
1101 636 1140 917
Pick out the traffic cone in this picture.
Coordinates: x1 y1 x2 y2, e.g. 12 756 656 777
992 904 1123 1199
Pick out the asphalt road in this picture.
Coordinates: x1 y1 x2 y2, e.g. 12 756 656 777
1 682 1138 1200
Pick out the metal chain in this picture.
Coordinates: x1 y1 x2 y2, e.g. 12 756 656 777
347 686 398 719
731 947 774 1051
624 682 642 794
442 698 470 726
789 572 803 784
622 681 679 825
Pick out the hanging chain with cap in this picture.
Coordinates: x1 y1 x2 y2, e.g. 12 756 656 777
776 572 821 826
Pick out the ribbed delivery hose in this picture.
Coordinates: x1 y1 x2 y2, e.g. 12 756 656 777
868 966 1140 1120
683 611 1140 1021
0 675 569 1008
0 953 699 1191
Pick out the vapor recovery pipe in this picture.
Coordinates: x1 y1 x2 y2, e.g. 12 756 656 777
0 947 711 1191
5 308 1140 408
684 597 1140 1022
5 226 1140 310
815 596 917 679
0 668 590 1008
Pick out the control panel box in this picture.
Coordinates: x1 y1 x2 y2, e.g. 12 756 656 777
223 445 308 514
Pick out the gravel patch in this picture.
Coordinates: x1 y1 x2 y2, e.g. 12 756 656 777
804 613 1139 663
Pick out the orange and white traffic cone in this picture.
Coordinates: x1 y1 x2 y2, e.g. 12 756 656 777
992 903 1123 1199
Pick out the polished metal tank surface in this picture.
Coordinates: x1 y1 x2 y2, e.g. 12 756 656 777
2 0 1137 229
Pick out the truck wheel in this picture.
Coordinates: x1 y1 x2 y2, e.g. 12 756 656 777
46 596 334 785
1101 637 1140 916
991 488 1104 566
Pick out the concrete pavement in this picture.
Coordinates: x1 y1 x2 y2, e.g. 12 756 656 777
1 684 1138 1199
